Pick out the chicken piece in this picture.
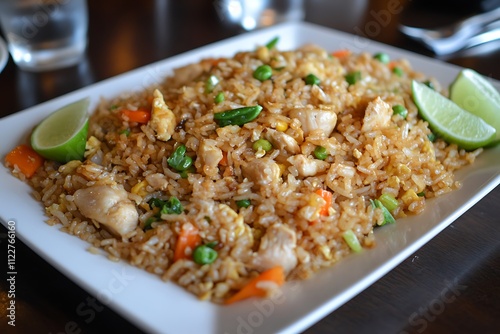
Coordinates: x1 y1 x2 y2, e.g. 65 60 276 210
289 108 337 137
287 154 330 177
242 158 281 188
361 97 392 132
198 138 223 177
252 224 297 274
150 89 176 141
265 129 300 154
73 185 138 238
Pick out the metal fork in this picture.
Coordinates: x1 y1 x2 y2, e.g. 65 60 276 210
399 7 500 55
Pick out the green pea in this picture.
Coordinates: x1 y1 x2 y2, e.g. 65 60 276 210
392 67 404 77
392 104 408 119
214 92 225 104
374 52 390 64
214 105 263 126
304 73 320 85
252 139 273 152
313 146 328 160
253 65 273 81
345 71 361 85
236 199 251 208
193 245 218 265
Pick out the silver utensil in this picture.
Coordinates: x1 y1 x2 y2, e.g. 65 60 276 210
399 7 500 55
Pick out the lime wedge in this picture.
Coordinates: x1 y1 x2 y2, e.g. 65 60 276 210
412 80 496 150
449 69 500 142
31 98 90 163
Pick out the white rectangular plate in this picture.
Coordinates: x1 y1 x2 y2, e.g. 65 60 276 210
1 22 499 334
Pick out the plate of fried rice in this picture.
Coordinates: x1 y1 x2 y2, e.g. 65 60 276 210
1 22 500 333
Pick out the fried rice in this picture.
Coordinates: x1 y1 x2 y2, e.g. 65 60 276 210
6 43 482 303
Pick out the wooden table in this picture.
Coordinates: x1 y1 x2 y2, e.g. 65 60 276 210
1 1 499 333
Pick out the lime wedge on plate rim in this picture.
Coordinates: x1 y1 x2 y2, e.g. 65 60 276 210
412 80 496 150
31 97 90 163
449 69 500 143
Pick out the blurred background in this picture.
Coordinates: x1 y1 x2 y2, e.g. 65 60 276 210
0 1 499 333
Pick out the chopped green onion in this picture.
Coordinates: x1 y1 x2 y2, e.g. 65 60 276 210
205 75 219 93
313 146 328 160
252 139 273 152
205 241 218 249
417 191 426 197
392 66 404 77
427 132 437 142
392 104 408 119
214 92 225 104
193 244 218 265
345 71 361 85
423 80 435 90
378 193 398 212
110 104 119 111
236 199 251 208
214 105 263 126
371 199 396 226
144 217 157 231
168 145 193 172
304 73 320 86
119 128 131 136
265 36 279 50
342 230 362 253
374 52 390 64
253 65 273 81
179 165 196 179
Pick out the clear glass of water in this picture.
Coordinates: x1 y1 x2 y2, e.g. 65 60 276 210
217 0 304 31
0 0 88 72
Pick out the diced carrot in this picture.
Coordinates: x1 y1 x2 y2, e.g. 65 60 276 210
388 61 398 70
219 151 228 166
5 144 44 178
331 49 351 58
173 225 202 262
121 109 151 124
315 189 332 216
224 266 285 305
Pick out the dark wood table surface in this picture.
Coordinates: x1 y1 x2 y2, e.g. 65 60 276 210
1 1 499 333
